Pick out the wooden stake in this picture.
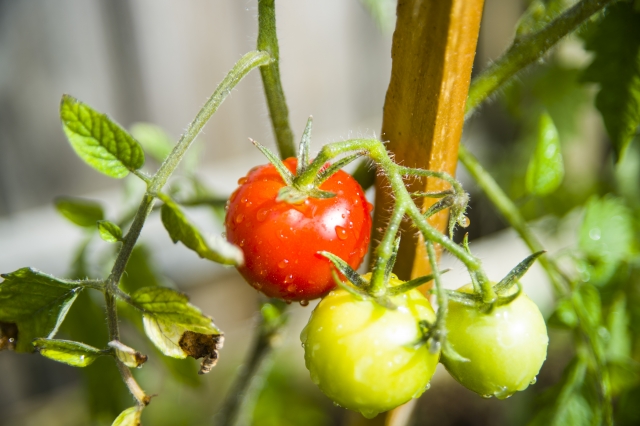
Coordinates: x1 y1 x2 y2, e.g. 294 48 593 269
372 0 484 283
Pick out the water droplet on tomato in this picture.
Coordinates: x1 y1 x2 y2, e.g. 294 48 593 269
341 213 346 218
278 259 289 269
366 202 374 213
530 377 537 385
239 239 245 247
335 226 348 240
221 232 227 238
299 300 309 307
285 275 294 284
481 394 492 399
285 300 292 305
237 176 247 185
235 214 244 224
254 282 263 290
241 197 248 203
310 371 320 385
348 221 353 229
256 209 268 222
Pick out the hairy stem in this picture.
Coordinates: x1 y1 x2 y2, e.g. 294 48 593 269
258 0 296 159
101 51 269 409
465 0 615 117
370 204 405 296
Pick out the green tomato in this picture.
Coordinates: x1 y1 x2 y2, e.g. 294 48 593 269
300 275 439 418
441 284 548 399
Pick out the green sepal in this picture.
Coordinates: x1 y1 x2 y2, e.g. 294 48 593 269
251 138 293 185
440 289 481 307
160 196 243 266
494 282 523 307
297 116 313 175
384 237 401 283
0 268 82 352
387 270 450 296
526 111 564 196
493 251 545 294
60 95 145 178
329 270 370 301
112 406 141 426
97 220 123 243
318 251 368 288
54 197 104 228
33 338 103 367
314 152 364 186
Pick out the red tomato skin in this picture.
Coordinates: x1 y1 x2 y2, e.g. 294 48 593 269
225 158 372 301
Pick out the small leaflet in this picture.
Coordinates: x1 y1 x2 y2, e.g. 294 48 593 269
525 111 564 196
33 338 103 367
98 220 124 243
112 406 141 426
54 197 104 228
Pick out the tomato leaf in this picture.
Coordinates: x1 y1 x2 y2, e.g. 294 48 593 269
548 298 578 329
606 294 631 361
54 196 104 228
581 2 640 161
60 95 145 178
525 112 564 196
129 122 174 163
33 338 103 367
0 268 82 352
578 196 634 265
111 406 141 426
160 197 243 266
97 220 123 243
133 287 223 373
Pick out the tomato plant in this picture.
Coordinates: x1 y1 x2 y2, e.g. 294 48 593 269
441 284 548 399
225 153 372 301
300 274 439 418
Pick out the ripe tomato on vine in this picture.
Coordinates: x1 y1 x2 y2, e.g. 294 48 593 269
225 156 372 301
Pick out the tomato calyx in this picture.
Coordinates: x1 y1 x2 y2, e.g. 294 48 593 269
250 117 365 204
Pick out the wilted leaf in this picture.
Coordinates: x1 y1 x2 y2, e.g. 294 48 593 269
581 2 640 161
33 338 103 367
0 268 81 352
60 95 145 178
129 122 174 163
578 196 634 264
133 287 223 373
160 197 243 266
55 197 104 228
108 340 147 368
526 111 564 196
98 220 123 243
112 406 141 426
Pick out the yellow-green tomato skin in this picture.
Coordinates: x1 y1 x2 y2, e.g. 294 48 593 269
301 284 439 418
442 284 548 399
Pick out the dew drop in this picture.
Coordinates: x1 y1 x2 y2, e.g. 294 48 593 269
285 274 294 284
310 371 320 385
221 232 227 238
80 355 85 361
299 300 309 307
239 239 245 247
278 259 289 268
285 300 292 305
348 221 353 229
366 202 374 213
589 227 601 240
335 226 348 240
8 338 15 343
481 394 493 399
530 377 537 385
241 197 248 204
237 176 247 185
235 214 244 224
257 209 268 222
460 216 470 227
341 213 346 218
360 409 378 419
254 282 263 290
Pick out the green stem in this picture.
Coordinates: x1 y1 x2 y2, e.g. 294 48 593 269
370 204 405 296
426 242 446 339
258 0 296 159
100 51 269 409
458 145 567 295
308 139 487 280
465 0 616 116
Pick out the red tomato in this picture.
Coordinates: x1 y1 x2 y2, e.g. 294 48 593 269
225 158 372 301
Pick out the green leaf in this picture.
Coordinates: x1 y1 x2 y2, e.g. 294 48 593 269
108 340 147 369
515 0 565 38
129 122 174 163
60 95 145 178
606 294 631 361
33 338 103 367
578 196 634 264
0 268 81 352
98 220 123 243
548 298 578 329
526 111 564 196
160 197 243 266
133 287 224 373
573 284 602 330
581 2 640 161
112 406 141 426
55 197 104 228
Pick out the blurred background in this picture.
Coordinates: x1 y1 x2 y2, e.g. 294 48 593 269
1 0 635 425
